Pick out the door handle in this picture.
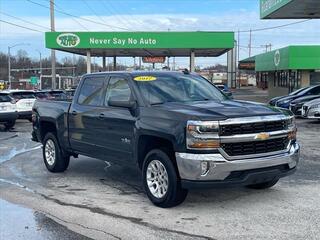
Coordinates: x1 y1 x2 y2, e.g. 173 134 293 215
71 111 77 116
99 113 105 119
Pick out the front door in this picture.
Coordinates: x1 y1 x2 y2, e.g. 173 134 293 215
97 75 136 163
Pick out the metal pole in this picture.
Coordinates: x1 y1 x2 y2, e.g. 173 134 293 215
237 30 241 89
249 29 252 57
167 57 170 69
102 55 106 71
86 50 91 73
190 51 195 72
8 47 11 89
50 0 56 89
113 56 116 71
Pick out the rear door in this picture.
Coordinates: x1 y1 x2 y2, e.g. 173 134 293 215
68 75 107 155
98 75 137 163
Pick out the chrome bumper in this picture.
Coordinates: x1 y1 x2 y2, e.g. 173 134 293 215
175 142 300 181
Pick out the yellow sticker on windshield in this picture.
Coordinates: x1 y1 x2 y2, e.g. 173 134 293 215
134 76 157 81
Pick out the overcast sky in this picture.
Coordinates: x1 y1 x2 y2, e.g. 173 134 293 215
0 0 319 68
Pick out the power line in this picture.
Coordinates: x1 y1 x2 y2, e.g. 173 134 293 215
101 0 132 30
27 0 129 31
53 2 90 31
0 12 50 30
239 19 311 33
26 0 130 31
0 19 43 33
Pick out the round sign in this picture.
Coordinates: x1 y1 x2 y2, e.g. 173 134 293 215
274 50 280 67
56 33 80 48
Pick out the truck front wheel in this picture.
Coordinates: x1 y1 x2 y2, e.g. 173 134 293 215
43 132 70 173
142 149 188 208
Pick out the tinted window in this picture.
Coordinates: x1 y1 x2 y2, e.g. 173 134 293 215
0 94 11 102
309 86 320 95
104 77 131 106
78 77 104 106
135 74 226 105
11 92 35 99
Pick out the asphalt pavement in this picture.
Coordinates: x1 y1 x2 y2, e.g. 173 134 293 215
0 89 320 240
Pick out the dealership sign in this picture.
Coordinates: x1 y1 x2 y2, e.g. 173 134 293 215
46 32 234 49
142 57 166 63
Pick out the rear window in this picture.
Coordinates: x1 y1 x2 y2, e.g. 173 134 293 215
11 92 36 99
0 94 12 102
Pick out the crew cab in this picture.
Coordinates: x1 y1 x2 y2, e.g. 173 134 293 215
32 71 300 207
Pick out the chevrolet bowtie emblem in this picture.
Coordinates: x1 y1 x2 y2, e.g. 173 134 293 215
255 132 270 140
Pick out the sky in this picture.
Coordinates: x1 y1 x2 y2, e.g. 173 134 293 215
0 0 319 68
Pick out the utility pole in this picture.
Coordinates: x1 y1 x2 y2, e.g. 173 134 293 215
8 47 11 89
237 30 240 89
248 29 252 57
50 0 56 89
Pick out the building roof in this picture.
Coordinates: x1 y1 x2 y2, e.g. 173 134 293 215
45 31 234 57
240 45 320 72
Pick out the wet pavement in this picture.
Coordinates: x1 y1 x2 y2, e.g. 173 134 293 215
0 92 320 239
0 199 91 240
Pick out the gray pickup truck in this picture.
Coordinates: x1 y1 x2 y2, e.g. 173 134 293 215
32 71 300 207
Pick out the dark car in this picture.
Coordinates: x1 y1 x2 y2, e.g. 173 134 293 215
289 95 320 116
275 85 320 109
32 71 299 207
215 84 233 98
269 87 308 106
35 90 67 100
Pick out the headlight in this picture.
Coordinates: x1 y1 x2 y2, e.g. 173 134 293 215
186 121 220 149
287 117 297 140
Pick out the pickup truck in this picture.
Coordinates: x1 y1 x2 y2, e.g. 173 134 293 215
32 71 300 208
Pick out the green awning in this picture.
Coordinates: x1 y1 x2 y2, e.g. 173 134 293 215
45 31 234 57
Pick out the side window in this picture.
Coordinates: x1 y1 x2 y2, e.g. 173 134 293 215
309 86 320 95
78 77 104 106
104 77 132 106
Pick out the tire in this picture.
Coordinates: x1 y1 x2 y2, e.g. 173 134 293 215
246 178 279 189
142 149 188 208
43 132 70 173
4 120 15 130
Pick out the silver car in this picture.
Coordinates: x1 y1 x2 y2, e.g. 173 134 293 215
301 98 320 119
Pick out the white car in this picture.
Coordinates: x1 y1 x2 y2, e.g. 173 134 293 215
6 90 36 121
301 98 320 119
0 92 18 129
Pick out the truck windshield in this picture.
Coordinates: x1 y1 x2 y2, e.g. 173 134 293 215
134 74 227 105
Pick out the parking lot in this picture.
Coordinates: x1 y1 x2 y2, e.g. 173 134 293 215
1 88 320 240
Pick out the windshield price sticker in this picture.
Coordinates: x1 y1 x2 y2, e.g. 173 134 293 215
134 76 157 81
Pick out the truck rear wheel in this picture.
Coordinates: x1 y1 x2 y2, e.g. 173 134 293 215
142 149 188 208
246 178 279 189
43 132 70 173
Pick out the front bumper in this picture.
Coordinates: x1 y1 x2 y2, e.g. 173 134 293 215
176 142 300 188
17 110 32 119
0 112 18 123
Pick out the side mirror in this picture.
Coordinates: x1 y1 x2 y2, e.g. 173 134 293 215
108 99 137 109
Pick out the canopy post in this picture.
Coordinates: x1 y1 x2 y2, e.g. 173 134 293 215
113 56 117 71
86 50 91 73
190 51 195 72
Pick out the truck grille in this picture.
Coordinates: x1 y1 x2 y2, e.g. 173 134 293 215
221 137 289 156
219 120 287 136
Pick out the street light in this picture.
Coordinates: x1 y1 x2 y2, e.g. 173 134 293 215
35 49 42 90
8 43 30 89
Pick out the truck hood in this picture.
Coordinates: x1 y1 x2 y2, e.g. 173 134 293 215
155 100 285 120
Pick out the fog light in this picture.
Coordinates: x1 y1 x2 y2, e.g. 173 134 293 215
201 161 209 176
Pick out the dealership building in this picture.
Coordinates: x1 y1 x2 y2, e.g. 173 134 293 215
240 46 320 98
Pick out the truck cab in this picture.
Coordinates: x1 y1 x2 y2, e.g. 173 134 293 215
32 71 300 207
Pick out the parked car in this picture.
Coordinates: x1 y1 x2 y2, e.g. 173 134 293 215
6 90 36 121
35 90 67 100
0 92 18 129
32 71 299 207
289 95 320 116
269 87 308 106
215 84 233 98
301 98 320 119
275 85 320 109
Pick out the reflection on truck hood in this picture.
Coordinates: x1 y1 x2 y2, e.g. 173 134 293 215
155 100 285 120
